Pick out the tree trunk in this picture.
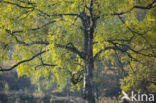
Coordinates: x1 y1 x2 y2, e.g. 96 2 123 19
83 53 95 103
82 14 95 103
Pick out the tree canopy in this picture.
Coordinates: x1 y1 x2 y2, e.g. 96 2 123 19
0 0 155 102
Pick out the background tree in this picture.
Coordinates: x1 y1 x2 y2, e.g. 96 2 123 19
0 0 155 103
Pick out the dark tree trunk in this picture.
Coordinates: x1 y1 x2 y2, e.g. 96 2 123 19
81 12 96 103
83 52 95 103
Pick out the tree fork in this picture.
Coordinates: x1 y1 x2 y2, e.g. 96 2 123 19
81 2 96 102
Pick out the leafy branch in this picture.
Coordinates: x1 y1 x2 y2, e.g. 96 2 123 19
112 0 156 15
118 15 154 53
1 0 35 9
94 39 156 61
55 43 85 59
107 40 156 58
0 50 47 71
96 0 156 19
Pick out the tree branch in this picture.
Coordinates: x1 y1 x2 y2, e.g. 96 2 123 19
4 28 85 59
127 45 156 58
12 21 56 34
16 0 36 5
1 21 55 35
15 36 49 46
2 1 35 9
107 34 135 43
35 63 56 70
13 39 85 59
96 0 156 19
93 46 117 60
37 9 80 18
0 50 47 71
112 0 156 15
56 43 85 59
107 40 156 58
89 0 94 17
118 15 155 54
115 51 126 76
39 55 57 67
